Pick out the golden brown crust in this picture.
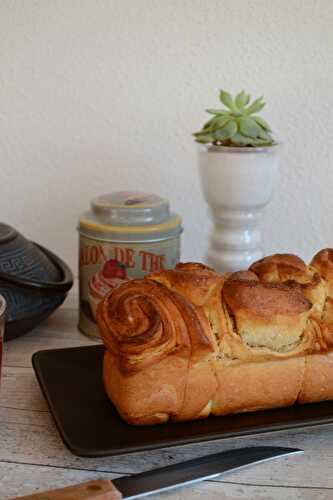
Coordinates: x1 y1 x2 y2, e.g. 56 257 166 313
103 347 218 424
249 253 308 282
212 356 305 415
97 279 217 374
97 250 333 425
148 262 223 307
311 248 333 297
298 351 333 404
226 270 259 281
99 275 218 424
148 262 228 348
221 279 314 354
103 350 187 424
250 252 328 322
223 279 311 316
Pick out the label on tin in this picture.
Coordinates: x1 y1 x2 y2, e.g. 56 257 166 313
78 235 181 338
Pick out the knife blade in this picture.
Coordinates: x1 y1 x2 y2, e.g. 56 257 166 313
113 446 303 499
12 446 303 499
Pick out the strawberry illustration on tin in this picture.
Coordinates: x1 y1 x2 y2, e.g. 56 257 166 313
88 259 128 320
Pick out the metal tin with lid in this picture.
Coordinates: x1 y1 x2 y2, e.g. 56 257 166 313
78 191 183 338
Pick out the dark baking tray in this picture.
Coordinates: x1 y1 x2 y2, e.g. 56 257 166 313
32 345 333 457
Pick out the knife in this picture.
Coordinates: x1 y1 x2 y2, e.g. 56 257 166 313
12 446 303 499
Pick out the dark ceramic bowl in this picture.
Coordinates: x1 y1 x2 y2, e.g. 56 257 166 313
0 223 73 341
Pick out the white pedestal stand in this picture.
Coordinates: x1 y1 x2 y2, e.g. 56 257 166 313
198 145 279 272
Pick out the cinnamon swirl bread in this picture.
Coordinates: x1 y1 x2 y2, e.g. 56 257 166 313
97 250 333 425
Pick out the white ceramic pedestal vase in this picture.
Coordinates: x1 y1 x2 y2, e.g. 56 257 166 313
198 145 279 273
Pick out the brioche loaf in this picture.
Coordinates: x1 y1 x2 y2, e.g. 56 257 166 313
97 250 333 425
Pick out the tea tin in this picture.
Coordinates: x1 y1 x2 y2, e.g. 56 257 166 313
78 191 183 338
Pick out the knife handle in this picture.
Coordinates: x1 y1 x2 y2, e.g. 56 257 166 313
10 479 122 500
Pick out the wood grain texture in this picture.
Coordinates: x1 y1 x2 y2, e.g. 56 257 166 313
1 290 333 499
11 479 122 500
0 463 121 500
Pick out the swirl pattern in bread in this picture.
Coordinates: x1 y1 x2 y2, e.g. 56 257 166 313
98 276 218 424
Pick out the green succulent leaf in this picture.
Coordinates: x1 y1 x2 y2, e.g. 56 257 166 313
252 115 271 132
230 133 254 146
193 129 211 137
206 108 227 115
211 115 231 130
235 91 250 111
215 120 238 140
258 129 272 141
244 97 265 115
252 139 272 146
219 90 237 112
194 88 275 147
202 118 215 130
239 117 262 138
194 133 216 143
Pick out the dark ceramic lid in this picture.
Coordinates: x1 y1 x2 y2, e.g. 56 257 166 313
0 224 17 244
0 223 73 293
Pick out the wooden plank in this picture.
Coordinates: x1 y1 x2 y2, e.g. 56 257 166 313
0 462 331 500
4 325 98 369
1 367 48 411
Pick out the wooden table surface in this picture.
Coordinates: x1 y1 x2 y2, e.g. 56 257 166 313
1 290 333 500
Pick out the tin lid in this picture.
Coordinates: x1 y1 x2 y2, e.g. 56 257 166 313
79 192 182 242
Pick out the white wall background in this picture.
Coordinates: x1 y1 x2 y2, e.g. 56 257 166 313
1 0 333 274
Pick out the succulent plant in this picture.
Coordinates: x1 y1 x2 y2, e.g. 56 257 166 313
193 89 275 147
